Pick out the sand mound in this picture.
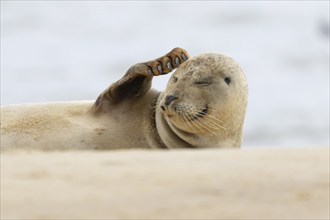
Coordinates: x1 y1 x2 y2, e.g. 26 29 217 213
1 147 329 219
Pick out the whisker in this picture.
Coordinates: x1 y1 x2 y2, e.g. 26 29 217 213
194 109 227 131
198 118 220 134
187 114 205 133
193 117 217 135
182 114 195 131
207 115 226 126
199 117 220 130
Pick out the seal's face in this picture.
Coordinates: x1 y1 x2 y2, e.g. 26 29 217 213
159 53 248 136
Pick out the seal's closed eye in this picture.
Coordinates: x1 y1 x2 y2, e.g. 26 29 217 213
194 78 213 86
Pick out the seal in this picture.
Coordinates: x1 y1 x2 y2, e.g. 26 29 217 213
0 48 248 151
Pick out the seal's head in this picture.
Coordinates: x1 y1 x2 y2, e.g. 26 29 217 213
156 53 248 148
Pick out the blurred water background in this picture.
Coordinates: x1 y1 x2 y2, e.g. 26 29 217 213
1 1 329 147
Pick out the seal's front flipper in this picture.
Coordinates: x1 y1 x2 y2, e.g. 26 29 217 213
91 47 189 113
141 47 189 76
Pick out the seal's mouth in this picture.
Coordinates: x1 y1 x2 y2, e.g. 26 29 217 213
187 106 209 121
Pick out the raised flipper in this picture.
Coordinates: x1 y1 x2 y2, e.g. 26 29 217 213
91 47 189 113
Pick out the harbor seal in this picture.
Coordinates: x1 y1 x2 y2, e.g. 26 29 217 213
0 48 248 151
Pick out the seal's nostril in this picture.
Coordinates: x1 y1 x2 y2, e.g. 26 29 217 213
161 105 165 111
164 95 178 107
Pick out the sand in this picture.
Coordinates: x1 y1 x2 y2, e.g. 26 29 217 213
1 147 329 219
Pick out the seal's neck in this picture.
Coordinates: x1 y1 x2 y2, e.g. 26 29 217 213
155 109 197 149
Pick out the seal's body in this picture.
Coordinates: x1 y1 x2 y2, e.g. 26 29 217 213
1 48 248 151
1 96 160 150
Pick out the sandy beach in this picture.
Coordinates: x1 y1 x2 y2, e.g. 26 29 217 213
1 147 329 219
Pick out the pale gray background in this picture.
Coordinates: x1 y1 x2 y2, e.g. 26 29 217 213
1 1 329 147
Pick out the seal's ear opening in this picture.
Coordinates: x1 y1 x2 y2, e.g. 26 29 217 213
224 77 231 85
